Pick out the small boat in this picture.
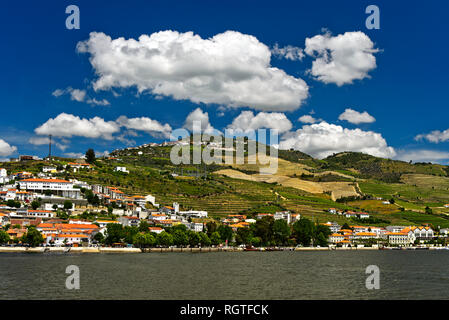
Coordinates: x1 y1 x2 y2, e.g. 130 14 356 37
244 246 259 251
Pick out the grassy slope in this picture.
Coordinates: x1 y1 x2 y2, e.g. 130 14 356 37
2 148 449 227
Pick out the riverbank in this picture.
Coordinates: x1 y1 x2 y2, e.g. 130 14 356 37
0 246 444 253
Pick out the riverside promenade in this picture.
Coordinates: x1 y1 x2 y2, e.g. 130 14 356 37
0 246 423 253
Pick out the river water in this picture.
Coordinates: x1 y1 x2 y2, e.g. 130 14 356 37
1 251 448 299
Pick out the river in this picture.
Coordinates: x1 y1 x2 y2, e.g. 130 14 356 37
1 251 448 299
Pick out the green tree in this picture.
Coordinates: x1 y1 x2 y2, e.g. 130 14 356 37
156 231 174 247
93 232 104 243
172 229 189 247
0 230 10 244
187 231 200 247
206 221 217 237
313 224 332 247
123 226 139 244
272 219 291 246
63 200 73 210
425 206 433 214
217 225 233 243
133 232 156 248
171 224 188 233
104 223 124 245
31 200 41 210
21 227 44 247
253 216 275 245
293 218 315 246
235 227 253 245
210 232 221 246
138 220 150 232
251 236 262 247
85 149 96 164
198 232 211 247
6 200 20 208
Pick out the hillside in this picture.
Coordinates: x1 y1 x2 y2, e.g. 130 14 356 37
2 143 449 228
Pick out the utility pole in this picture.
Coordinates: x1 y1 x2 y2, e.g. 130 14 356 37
48 134 52 161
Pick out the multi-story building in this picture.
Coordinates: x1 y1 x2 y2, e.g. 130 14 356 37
179 210 208 218
118 216 140 227
353 232 378 240
386 232 414 245
329 233 345 244
18 178 81 199
402 226 434 241
321 222 340 233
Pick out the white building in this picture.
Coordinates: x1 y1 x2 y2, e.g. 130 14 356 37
387 232 414 245
145 194 158 207
149 227 164 234
353 232 378 240
149 213 167 221
0 168 7 177
42 166 57 173
187 222 204 232
402 226 434 241
54 234 89 246
322 222 340 233
18 178 81 199
118 216 140 227
386 226 407 233
95 220 120 229
115 167 129 174
179 210 208 218
329 233 345 244
27 210 55 218
273 211 300 224
68 163 91 171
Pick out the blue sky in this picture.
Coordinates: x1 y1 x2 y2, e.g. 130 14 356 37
0 0 448 163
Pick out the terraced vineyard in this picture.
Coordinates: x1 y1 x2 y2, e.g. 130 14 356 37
4 145 449 227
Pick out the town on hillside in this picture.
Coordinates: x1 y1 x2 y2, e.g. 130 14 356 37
0 157 448 251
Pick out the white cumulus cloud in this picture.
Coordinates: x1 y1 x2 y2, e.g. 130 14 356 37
116 116 172 138
183 108 217 134
395 149 449 163
271 44 305 61
305 31 379 86
338 108 375 124
0 139 17 157
298 115 318 124
279 121 396 159
35 113 120 140
415 128 449 143
77 30 309 111
52 87 110 106
227 111 292 134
